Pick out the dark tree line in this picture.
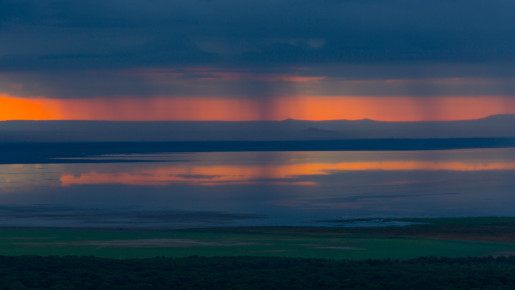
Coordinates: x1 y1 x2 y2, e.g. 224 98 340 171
1 255 515 289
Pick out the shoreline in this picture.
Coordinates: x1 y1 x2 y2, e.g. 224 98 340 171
2 138 515 164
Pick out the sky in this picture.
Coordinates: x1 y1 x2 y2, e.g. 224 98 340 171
2 0 515 121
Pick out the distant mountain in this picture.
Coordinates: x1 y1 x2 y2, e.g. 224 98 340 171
1 115 515 142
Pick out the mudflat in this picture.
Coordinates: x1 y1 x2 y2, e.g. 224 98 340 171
1 217 515 260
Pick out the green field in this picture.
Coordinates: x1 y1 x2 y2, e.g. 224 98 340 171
2 217 515 259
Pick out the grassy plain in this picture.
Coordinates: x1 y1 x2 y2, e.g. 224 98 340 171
1 217 515 260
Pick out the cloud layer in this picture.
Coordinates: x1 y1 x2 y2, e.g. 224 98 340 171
1 0 515 119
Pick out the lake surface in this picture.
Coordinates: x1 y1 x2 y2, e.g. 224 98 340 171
1 148 515 229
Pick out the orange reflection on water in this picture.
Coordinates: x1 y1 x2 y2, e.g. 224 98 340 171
60 165 317 187
60 160 515 187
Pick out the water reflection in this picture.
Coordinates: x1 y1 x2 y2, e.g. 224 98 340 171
60 159 515 187
0 164 63 192
1 149 515 228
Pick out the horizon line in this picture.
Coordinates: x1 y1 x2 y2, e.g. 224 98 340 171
1 114 514 123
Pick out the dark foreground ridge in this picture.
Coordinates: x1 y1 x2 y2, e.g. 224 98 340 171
2 138 515 164
1 255 515 289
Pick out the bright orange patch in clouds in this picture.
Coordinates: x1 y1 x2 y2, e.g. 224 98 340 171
0 95 58 121
2 94 515 121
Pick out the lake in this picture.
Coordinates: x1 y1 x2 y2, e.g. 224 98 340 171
1 148 515 229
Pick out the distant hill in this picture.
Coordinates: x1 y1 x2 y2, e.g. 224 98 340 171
1 115 515 142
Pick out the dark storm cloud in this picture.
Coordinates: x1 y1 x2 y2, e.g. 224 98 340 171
2 0 515 69
1 0 515 98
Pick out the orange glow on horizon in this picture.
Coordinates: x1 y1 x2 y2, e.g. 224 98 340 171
2 94 515 122
0 95 58 121
60 160 515 187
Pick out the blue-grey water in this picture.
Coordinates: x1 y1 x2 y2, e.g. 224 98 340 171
1 149 515 229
